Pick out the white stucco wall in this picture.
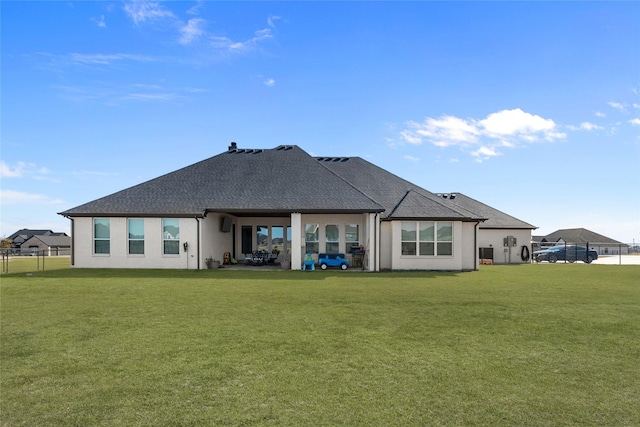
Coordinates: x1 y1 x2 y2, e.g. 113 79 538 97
460 222 478 271
381 220 478 271
477 228 533 264
72 217 198 269
200 213 234 266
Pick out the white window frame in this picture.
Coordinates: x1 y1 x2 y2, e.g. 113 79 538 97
93 218 110 255
401 221 453 257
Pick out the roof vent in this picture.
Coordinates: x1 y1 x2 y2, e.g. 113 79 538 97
228 142 237 151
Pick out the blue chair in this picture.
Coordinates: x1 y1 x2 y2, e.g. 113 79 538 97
302 253 315 270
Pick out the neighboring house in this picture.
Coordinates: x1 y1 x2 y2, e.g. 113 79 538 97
59 143 537 271
21 234 72 256
6 229 69 251
537 228 628 255
435 193 537 264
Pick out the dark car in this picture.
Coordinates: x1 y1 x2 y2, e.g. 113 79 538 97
533 245 598 264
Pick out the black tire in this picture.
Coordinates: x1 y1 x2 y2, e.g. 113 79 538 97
320 263 328 270
548 254 558 263
340 263 348 270
585 256 593 264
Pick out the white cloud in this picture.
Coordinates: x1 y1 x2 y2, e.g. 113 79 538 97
412 115 479 147
1 161 53 179
567 122 604 131
92 15 106 28
479 108 557 139
0 190 64 206
123 1 175 25
629 118 640 126
267 15 281 28
68 53 156 66
595 111 606 118
608 101 627 112
210 28 273 52
403 155 420 162
179 18 205 45
263 78 275 87
400 108 565 161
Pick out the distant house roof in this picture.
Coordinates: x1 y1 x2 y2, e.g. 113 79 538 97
543 228 626 245
59 145 484 222
23 234 71 248
434 193 536 229
8 229 54 241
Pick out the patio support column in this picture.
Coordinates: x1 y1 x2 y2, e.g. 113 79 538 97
291 212 302 270
367 213 377 272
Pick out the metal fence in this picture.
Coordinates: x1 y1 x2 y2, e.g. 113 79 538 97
1 249 50 274
531 241 639 265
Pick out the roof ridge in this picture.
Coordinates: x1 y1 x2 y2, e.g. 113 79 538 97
314 156 386 212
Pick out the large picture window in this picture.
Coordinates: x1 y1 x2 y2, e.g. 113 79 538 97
94 218 110 255
163 219 180 255
128 219 144 255
325 224 339 253
305 224 319 254
402 221 452 256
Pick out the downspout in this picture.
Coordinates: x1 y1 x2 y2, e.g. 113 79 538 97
195 216 201 270
474 221 479 271
70 218 75 266
375 213 380 272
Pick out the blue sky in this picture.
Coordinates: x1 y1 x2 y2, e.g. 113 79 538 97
2 1 639 243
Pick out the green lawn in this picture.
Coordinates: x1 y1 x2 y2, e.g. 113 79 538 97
2 261 639 426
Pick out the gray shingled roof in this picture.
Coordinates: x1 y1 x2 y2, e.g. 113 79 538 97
317 157 484 221
25 235 72 247
543 228 625 245
60 145 385 217
434 193 536 229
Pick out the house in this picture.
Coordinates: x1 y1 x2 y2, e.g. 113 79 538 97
535 228 628 255
435 193 537 264
6 229 69 251
59 143 534 271
20 234 72 256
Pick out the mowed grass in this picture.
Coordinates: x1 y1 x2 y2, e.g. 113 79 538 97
1 261 639 426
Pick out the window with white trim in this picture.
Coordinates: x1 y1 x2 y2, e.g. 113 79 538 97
128 218 144 255
94 218 110 255
305 224 319 254
402 221 452 256
163 219 180 255
345 224 359 252
325 224 339 253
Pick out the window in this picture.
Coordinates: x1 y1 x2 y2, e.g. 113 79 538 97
325 224 339 253
128 219 144 255
345 224 359 252
257 226 269 251
272 226 284 254
305 224 319 254
402 221 452 256
419 222 434 255
94 218 110 254
163 219 180 255
401 222 417 255
437 222 453 255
